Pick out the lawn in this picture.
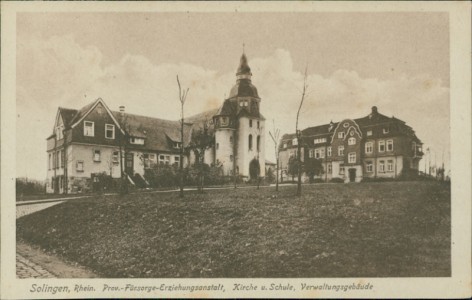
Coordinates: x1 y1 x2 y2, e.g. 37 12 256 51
16 181 451 278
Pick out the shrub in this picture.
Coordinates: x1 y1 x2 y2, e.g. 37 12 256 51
16 177 45 195
330 177 344 183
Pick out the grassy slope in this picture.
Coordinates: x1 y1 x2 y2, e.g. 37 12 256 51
17 181 450 278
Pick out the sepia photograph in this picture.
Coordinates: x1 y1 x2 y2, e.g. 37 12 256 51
2 1 471 299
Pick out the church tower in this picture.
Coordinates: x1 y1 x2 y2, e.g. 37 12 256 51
213 52 265 179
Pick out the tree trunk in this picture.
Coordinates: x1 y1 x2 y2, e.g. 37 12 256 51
297 134 302 197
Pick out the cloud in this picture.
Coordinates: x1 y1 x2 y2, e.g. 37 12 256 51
16 35 450 179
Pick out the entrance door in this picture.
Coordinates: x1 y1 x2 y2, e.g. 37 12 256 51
125 152 134 175
348 168 356 182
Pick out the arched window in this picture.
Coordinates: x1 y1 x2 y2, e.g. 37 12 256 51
230 136 233 144
257 135 261 152
248 134 253 151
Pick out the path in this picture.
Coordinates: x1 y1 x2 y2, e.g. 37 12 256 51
16 201 97 278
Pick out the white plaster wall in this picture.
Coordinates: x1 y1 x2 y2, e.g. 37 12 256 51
237 117 265 178
215 129 234 175
68 144 121 178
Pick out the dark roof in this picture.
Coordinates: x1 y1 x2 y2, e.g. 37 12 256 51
229 80 259 98
236 53 252 76
215 100 237 116
69 100 97 125
302 123 337 136
113 112 193 152
58 107 78 127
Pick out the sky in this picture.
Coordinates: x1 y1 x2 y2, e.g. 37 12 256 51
16 12 450 180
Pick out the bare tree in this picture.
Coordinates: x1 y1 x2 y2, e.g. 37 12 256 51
269 120 281 192
177 75 189 198
295 67 308 197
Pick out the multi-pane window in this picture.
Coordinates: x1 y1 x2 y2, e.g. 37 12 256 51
379 160 385 172
60 150 64 168
309 149 314 158
143 154 150 168
158 155 171 165
365 142 373 154
366 161 373 172
315 148 325 159
56 125 64 140
338 132 345 139
339 164 345 175
387 160 394 172
93 149 101 162
338 145 344 156
314 138 327 144
378 140 385 152
348 152 356 163
348 137 356 145
130 137 145 145
327 147 332 157
55 151 59 169
76 160 84 172
84 121 94 137
105 124 115 139
112 151 119 164
174 156 180 167
387 140 393 151
221 117 228 126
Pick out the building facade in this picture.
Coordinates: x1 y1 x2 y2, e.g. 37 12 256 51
279 106 424 183
46 53 266 193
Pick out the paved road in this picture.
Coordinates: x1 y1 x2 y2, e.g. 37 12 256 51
16 201 64 278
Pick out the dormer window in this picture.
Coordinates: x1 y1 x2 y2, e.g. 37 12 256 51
314 138 327 144
292 138 298 146
383 128 390 134
367 130 372 136
338 132 345 139
348 137 356 145
105 124 115 139
174 142 182 149
84 121 94 137
221 117 228 126
283 142 287 149
130 137 145 145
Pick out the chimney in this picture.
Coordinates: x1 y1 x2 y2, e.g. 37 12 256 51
119 105 125 117
371 106 378 114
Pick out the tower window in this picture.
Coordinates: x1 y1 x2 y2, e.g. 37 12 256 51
257 121 260 129
249 119 253 127
230 136 233 144
216 143 219 150
248 134 253 151
257 135 260 152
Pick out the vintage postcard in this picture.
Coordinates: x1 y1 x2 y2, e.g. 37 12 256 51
1 1 471 299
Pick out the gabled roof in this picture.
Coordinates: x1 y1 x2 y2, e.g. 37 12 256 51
58 107 78 128
114 112 193 151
